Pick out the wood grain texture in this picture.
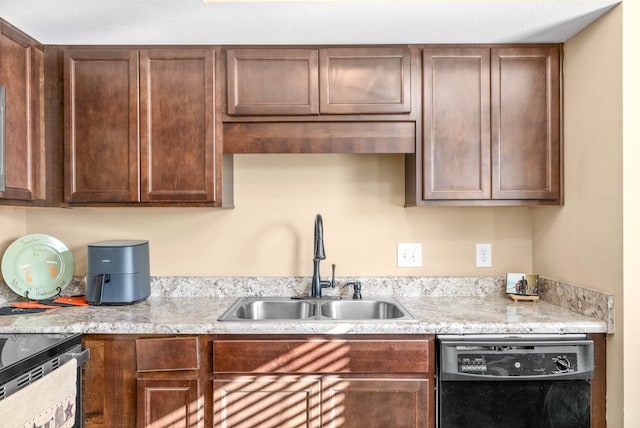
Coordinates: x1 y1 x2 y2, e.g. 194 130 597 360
212 338 431 374
139 49 217 203
227 48 319 116
223 121 415 153
422 47 491 200
0 22 44 202
319 47 412 114
63 49 140 203
136 336 200 372
491 46 562 201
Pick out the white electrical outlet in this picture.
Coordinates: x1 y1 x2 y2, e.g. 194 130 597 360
476 243 492 267
398 243 422 267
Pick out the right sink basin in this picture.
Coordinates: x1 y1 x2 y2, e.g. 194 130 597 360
320 299 412 320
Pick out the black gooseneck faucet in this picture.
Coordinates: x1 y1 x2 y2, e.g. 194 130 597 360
311 214 335 297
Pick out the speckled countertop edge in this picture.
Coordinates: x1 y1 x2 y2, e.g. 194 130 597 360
0 276 609 335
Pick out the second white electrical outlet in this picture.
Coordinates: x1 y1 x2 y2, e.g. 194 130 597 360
476 243 492 267
398 243 422 267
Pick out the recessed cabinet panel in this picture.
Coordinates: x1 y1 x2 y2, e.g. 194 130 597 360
227 49 319 116
63 50 139 203
137 378 203 428
320 47 411 114
213 377 322 428
140 49 216 202
323 378 429 428
0 26 44 201
136 336 200 372
422 48 490 200
491 47 561 200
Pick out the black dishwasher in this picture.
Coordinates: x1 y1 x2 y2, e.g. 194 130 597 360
437 334 594 428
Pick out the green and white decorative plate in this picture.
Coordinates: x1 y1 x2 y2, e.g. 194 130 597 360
1 234 74 299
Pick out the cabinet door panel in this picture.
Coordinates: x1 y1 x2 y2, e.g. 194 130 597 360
213 376 321 428
422 47 490 200
64 50 139 202
227 49 319 116
140 49 216 202
83 336 138 428
0 26 44 201
323 377 430 428
136 336 200 372
213 339 430 374
320 47 411 114
137 378 203 428
491 47 561 200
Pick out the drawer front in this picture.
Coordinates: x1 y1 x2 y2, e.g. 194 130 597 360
136 336 200 372
213 339 431 374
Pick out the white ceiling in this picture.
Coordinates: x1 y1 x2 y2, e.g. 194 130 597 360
0 0 620 45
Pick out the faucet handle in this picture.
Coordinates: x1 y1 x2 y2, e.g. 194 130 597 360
320 263 336 289
344 281 362 300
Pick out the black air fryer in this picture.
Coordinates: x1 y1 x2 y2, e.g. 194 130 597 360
85 240 150 305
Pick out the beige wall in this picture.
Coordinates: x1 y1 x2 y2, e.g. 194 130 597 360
6 154 533 278
623 1 640 426
0 208 26 249
532 5 624 426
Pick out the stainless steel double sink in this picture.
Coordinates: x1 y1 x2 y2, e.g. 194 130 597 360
218 296 415 321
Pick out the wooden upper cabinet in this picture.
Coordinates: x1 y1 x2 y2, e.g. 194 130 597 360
226 47 412 117
63 49 139 203
319 47 411 114
226 48 319 116
417 45 562 205
491 46 561 201
64 48 218 205
422 47 491 200
0 24 45 202
139 49 216 202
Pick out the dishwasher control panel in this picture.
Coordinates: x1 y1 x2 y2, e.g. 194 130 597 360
438 334 594 381
457 352 579 376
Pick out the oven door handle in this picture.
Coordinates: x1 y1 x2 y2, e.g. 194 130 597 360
59 348 90 367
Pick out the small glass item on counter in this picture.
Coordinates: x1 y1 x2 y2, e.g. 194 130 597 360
506 273 539 296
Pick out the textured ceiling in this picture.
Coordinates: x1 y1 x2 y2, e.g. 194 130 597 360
0 0 620 45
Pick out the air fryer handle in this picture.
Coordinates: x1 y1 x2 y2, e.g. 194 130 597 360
93 274 110 305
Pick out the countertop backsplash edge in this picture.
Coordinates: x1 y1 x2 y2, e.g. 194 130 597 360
0 275 614 332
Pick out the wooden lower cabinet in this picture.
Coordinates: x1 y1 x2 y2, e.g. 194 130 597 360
212 376 429 428
212 335 434 428
83 334 433 427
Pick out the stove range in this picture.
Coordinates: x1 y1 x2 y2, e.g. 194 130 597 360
0 332 87 426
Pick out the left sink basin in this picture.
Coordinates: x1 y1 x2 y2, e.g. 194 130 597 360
219 297 317 321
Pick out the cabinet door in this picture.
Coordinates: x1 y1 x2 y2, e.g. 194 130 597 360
422 47 490 200
491 47 561 201
322 377 430 428
319 47 411 114
226 49 319 116
213 376 322 428
0 25 44 201
139 49 216 202
64 50 139 203
83 336 138 428
137 378 203 428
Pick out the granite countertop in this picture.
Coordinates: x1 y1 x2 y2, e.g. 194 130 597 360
0 295 607 335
